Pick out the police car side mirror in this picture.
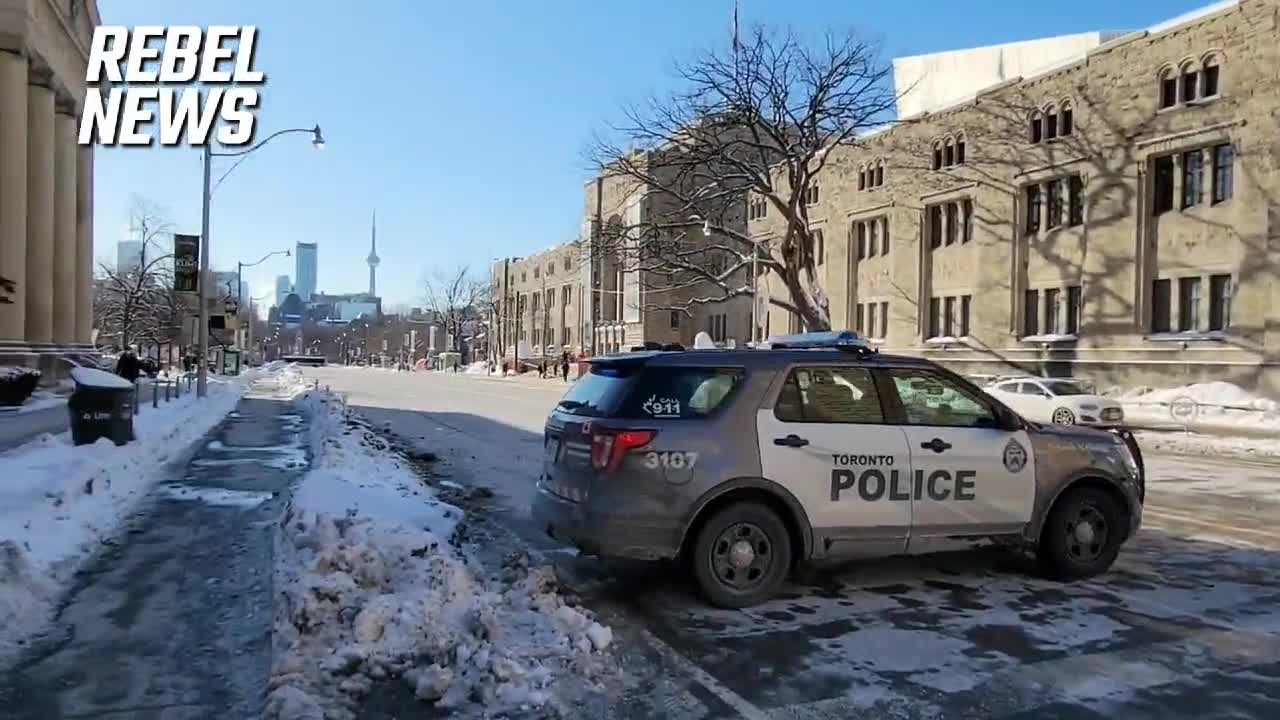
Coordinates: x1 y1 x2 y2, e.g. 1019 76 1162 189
999 409 1024 432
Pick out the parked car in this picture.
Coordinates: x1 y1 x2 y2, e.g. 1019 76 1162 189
534 332 1145 607
984 377 1124 426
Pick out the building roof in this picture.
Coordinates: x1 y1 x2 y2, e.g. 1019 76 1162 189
891 0 1240 119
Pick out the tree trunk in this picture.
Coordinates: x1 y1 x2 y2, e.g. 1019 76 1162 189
779 262 832 332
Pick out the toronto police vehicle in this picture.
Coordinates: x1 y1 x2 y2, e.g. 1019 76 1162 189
532 331 1145 608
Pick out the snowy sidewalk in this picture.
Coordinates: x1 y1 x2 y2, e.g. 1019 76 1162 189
0 371 274 660
0 382 312 718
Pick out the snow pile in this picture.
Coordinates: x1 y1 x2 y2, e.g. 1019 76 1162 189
0 365 40 381
0 369 270 662
256 364 315 400
1134 430 1280 461
268 393 614 719
464 361 490 375
1111 381 1280 434
1115 381 1279 413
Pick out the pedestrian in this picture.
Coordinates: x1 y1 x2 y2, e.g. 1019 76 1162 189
561 354 570 382
539 360 546 378
115 348 141 383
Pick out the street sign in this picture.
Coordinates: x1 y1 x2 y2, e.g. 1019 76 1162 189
173 234 200 292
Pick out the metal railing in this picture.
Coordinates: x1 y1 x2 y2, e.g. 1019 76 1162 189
132 373 198 413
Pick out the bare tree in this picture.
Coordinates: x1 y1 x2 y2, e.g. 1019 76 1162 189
422 265 485 353
587 26 897 330
93 197 183 351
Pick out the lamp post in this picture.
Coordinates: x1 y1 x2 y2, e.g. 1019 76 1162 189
236 251 290 360
197 125 324 397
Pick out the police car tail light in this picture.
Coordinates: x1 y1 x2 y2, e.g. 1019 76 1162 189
590 429 656 472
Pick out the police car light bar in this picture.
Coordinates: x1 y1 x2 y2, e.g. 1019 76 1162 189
765 330 875 352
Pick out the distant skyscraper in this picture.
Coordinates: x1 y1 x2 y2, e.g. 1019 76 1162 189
295 242 318 301
116 240 143 274
367 210 380 297
275 275 292 307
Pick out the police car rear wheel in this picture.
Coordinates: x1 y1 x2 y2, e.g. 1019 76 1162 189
1039 487 1124 579
692 502 792 608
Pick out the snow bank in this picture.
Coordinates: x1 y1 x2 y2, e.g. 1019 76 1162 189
1135 430 1280 461
464 361 490 375
0 366 285 662
269 392 613 719
1115 381 1279 413
1111 381 1280 435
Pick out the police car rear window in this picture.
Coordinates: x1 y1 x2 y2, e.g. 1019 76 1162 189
617 367 744 419
555 364 638 417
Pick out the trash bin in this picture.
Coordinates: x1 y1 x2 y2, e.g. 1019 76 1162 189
67 367 135 446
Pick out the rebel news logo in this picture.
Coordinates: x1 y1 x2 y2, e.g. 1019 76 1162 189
78 26 265 147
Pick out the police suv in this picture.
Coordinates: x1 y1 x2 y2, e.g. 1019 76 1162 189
533 331 1145 608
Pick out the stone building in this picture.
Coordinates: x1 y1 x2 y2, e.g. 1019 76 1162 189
490 160 753 361
490 243 587 362
754 0 1280 396
0 0 100 372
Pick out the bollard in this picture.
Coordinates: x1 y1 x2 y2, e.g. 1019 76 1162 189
134 382 141 415
165 381 171 402
153 382 159 408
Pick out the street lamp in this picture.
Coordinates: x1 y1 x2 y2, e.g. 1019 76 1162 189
236 249 291 306
235 250 290 360
197 124 324 397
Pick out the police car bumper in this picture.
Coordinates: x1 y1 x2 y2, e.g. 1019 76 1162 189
532 481 681 561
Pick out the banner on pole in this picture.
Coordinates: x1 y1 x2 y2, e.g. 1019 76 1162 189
174 233 200 292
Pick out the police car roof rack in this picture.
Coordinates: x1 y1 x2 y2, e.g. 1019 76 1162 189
766 330 877 355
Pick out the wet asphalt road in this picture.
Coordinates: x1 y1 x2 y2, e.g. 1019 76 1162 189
310 367 1280 720
0 391 309 720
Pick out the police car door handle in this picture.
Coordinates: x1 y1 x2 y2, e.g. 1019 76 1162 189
773 434 809 448
920 438 952 453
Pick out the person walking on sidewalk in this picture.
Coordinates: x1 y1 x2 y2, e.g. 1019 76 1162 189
560 353 570 382
115 348 141 383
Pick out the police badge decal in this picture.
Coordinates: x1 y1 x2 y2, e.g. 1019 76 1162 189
1003 439 1028 473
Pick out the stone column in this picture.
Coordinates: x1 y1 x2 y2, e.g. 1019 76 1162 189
24 81 55 346
53 109 77 345
0 51 28 346
76 144 94 344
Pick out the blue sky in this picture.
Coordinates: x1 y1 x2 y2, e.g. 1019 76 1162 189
95 0 1212 308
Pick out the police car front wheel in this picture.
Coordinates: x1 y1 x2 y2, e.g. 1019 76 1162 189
692 502 793 608
1038 486 1125 579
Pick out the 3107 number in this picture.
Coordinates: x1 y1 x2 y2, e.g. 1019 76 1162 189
643 451 699 469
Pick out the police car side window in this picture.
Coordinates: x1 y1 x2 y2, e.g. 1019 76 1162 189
774 367 885 424
889 370 997 428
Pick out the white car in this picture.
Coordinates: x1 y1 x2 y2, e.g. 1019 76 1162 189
985 377 1125 426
